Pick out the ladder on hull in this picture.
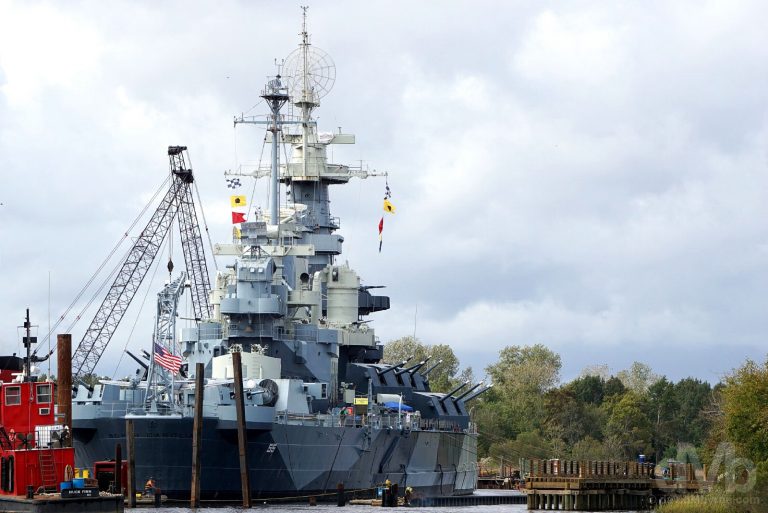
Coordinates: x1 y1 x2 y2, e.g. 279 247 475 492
38 449 57 492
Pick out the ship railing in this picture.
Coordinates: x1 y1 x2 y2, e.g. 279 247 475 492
34 424 69 449
197 325 224 340
272 410 472 434
95 402 132 418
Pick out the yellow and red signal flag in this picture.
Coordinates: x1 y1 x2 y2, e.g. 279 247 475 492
378 180 395 253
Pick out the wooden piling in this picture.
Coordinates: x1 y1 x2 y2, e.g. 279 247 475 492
56 334 72 429
233 349 251 507
115 444 122 494
190 362 204 508
126 418 136 508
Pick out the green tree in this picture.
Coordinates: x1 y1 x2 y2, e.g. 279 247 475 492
489 431 552 462
383 336 461 393
568 375 605 405
544 388 604 447
603 376 627 397
617 361 660 394
604 391 653 460
571 436 612 461
721 359 768 463
480 344 562 447
646 378 679 462
673 377 712 446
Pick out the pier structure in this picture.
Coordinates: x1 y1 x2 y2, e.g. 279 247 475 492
522 458 701 511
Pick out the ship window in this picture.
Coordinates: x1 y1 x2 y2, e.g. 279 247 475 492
4 386 20 406
36 384 52 404
39 408 50 416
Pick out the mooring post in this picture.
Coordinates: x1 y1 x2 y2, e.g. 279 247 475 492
233 349 251 507
126 418 136 508
191 362 204 508
56 334 72 429
115 443 122 495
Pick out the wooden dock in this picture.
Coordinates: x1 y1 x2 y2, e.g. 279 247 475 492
522 458 702 510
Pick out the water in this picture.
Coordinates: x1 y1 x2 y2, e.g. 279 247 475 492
133 507 528 513
132 505 640 512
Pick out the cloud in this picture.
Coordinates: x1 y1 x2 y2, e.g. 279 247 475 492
1 1 767 385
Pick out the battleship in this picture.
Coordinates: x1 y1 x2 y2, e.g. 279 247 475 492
68 12 487 500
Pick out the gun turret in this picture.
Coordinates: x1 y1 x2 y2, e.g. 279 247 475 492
452 381 483 402
439 380 470 403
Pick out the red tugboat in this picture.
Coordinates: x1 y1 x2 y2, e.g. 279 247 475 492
0 309 75 497
0 310 123 513
0 355 74 495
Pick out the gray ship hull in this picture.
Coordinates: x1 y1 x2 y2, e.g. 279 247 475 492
74 417 477 499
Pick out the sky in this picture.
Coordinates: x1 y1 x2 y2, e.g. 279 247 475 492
1 0 768 385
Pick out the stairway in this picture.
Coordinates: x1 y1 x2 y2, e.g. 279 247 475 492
38 450 57 492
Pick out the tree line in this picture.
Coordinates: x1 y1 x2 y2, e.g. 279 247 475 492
384 335 768 500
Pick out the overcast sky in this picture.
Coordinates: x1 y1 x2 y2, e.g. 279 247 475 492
1 1 768 385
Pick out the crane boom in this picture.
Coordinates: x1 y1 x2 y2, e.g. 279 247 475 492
72 146 213 381
71 178 184 380
171 148 213 321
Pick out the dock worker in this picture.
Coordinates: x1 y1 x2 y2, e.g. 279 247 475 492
144 477 156 496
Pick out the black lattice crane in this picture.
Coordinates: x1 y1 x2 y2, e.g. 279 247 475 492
71 146 212 381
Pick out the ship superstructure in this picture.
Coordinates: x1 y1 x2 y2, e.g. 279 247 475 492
70 12 485 500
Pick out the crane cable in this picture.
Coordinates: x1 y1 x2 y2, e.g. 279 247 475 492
182 151 218 272
111 235 170 379
33 175 171 358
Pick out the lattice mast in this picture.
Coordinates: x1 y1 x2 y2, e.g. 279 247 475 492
71 147 212 381
170 146 213 320
144 272 187 411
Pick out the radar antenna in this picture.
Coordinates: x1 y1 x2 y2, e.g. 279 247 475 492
282 7 336 106
282 7 336 182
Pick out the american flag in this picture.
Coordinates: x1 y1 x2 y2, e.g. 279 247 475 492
153 342 182 373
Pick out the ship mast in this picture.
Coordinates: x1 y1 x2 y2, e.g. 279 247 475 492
263 77 289 225
297 6 316 180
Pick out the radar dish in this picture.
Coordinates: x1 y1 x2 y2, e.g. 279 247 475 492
283 46 336 103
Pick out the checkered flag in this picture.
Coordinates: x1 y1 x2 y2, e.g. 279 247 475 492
226 178 242 189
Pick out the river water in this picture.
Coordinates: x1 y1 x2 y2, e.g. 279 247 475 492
132 508 636 513
132 503 641 512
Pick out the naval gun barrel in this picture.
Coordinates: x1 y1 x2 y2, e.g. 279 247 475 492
378 360 408 377
439 381 470 403
396 358 429 376
407 356 432 374
422 359 443 377
463 383 493 403
75 379 94 395
125 350 149 371
452 381 484 402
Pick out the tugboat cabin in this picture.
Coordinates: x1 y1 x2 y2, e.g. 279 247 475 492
0 356 74 495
